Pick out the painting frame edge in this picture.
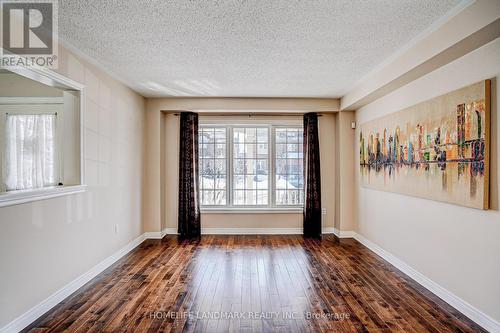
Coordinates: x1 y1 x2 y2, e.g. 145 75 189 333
359 79 492 210
483 79 491 210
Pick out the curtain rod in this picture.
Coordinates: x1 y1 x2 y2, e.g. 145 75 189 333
168 112 324 116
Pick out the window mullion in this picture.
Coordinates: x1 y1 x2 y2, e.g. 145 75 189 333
228 125 233 207
270 125 275 208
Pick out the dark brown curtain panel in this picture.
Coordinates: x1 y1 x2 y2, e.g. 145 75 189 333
178 112 201 238
303 112 322 238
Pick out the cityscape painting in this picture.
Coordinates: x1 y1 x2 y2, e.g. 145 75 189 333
359 80 490 209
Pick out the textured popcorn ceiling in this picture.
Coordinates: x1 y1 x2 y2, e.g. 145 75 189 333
59 0 462 97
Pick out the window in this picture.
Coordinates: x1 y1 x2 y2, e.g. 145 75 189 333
4 114 58 191
198 123 304 210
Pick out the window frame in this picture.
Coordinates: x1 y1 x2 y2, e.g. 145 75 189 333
199 118 303 213
0 67 86 208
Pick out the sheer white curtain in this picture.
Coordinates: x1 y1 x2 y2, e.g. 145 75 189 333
4 114 57 191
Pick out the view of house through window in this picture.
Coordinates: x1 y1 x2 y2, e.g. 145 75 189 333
199 124 304 208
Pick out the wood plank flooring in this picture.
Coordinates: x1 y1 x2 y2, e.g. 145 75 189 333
24 235 485 333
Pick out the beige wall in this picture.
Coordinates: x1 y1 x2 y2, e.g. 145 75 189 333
145 97 339 113
0 73 63 97
0 46 145 327
163 113 179 231
142 104 161 232
337 111 356 231
152 108 338 232
354 38 500 322
318 114 336 230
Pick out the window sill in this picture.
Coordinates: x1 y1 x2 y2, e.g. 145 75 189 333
0 185 87 208
201 208 303 214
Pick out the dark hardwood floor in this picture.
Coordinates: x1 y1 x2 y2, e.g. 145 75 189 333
24 235 485 333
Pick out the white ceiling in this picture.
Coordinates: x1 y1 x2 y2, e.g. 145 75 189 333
59 0 463 98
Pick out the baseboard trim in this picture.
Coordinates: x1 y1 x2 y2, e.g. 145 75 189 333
353 233 500 333
162 228 178 235
145 228 178 238
322 227 336 234
201 227 303 235
200 227 338 235
333 227 356 238
0 233 147 333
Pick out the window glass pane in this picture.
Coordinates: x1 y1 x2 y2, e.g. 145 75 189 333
234 190 245 205
244 160 255 174
214 190 226 205
276 190 287 205
234 159 245 174
287 159 300 174
256 159 267 173
234 175 245 189
214 175 226 190
276 159 287 174
287 175 302 190
276 144 287 158
245 175 257 189
257 143 268 158
276 129 287 143
201 129 215 143
202 175 214 189
244 144 256 158
202 190 214 205
233 128 245 143
256 190 268 205
256 175 268 189
275 175 287 189
201 159 214 174
257 128 268 143
287 144 299 158
287 129 299 143
199 127 227 205
201 143 214 158
215 144 226 158
245 190 256 205
245 128 256 142
233 143 245 158
214 159 226 174
288 190 300 205
214 128 226 142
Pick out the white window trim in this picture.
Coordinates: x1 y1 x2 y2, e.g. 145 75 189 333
199 117 303 213
0 184 86 208
0 66 86 208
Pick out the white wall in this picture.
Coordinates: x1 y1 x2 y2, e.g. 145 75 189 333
355 38 500 323
0 46 145 328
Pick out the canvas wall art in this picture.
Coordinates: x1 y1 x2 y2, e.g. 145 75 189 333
359 80 490 209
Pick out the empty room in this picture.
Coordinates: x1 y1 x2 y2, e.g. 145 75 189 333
0 0 499 332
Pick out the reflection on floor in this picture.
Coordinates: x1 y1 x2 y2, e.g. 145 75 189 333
24 235 485 333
